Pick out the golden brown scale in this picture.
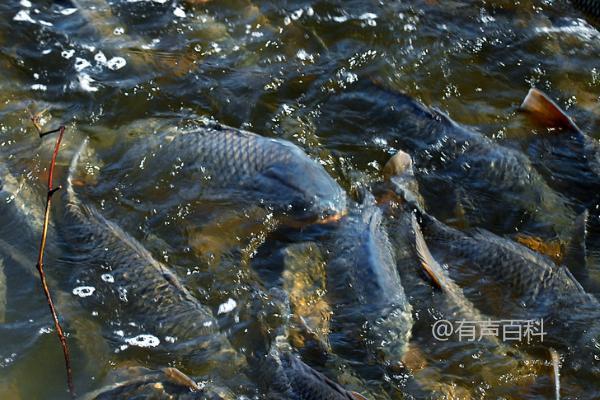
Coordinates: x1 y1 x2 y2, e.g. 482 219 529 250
514 234 564 264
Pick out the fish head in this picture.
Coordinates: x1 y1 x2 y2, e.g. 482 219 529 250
257 156 347 223
375 150 425 213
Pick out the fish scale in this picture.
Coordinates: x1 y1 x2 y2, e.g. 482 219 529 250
61 140 243 373
322 82 575 240
326 195 413 369
107 123 346 221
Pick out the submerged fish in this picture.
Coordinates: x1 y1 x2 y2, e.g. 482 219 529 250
378 152 549 398
61 140 243 374
325 193 413 370
101 122 347 223
414 202 600 377
319 81 575 240
239 287 372 400
520 88 600 209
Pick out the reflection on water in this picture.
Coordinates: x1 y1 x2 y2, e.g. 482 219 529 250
0 0 599 399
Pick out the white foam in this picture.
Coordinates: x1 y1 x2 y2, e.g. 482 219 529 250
14 10 35 24
217 298 237 315
74 57 92 72
107 57 126 70
60 8 78 16
78 73 99 92
173 7 186 18
125 334 160 348
31 84 47 91
72 286 95 298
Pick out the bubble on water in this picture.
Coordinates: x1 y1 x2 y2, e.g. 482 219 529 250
20 0 31 7
39 326 52 334
173 7 186 18
118 287 128 302
61 49 75 59
101 273 115 283
217 298 237 315
107 57 126 71
296 49 314 62
165 336 176 343
73 286 95 297
113 27 125 35
291 9 303 21
95 52 107 65
31 84 47 91
203 320 213 327
74 57 91 72
125 334 160 348
114 330 124 337
60 8 78 16
78 73 98 92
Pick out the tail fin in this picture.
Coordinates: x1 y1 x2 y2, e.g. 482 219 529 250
520 88 581 133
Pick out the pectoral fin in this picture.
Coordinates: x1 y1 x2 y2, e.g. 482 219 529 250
520 88 581 132
351 392 369 400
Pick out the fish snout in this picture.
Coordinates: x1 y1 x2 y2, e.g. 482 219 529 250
383 150 413 180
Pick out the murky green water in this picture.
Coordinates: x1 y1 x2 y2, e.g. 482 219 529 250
0 0 599 399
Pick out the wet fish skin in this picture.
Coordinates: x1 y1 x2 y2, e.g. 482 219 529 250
81 366 235 400
324 82 574 239
63 140 243 373
108 123 347 222
240 288 372 400
572 0 600 19
326 194 413 368
254 350 367 400
521 88 600 209
416 210 600 372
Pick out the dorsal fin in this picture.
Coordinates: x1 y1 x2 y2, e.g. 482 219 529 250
520 88 581 132
412 214 446 290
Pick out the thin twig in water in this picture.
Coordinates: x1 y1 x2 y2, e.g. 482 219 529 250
30 111 75 398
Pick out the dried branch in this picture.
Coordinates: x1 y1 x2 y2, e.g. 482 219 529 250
30 111 75 398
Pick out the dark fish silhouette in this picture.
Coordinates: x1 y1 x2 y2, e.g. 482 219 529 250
318 82 574 240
